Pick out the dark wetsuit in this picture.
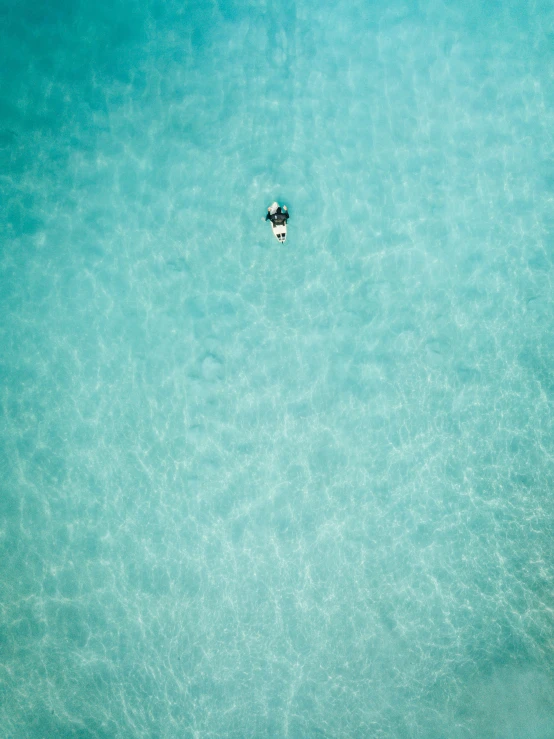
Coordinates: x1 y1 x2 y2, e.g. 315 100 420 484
266 207 290 225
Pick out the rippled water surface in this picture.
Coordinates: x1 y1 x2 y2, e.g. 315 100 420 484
2 1 554 736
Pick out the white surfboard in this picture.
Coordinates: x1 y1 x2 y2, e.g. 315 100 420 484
272 221 287 243
267 202 288 243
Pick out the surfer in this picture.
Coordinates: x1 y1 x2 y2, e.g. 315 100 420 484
266 204 289 225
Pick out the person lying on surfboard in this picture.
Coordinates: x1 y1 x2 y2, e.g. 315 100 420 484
266 204 289 224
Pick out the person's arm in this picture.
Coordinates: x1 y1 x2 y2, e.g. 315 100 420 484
266 209 271 220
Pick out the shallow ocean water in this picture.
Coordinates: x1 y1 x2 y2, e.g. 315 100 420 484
1 0 554 736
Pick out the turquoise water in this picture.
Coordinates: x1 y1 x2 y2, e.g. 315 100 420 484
2 0 554 736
